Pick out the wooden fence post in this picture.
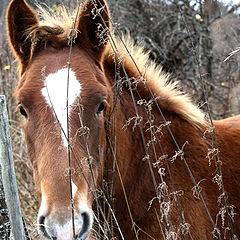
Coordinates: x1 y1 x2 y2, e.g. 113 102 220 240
0 95 26 240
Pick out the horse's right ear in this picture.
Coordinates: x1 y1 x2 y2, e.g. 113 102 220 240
7 0 38 69
77 0 111 61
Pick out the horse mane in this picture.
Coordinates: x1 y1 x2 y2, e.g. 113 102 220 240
26 4 207 128
104 36 207 128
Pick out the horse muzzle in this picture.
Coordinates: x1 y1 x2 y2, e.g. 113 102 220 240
37 204 93 240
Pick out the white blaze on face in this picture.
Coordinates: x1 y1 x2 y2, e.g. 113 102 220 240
38 191 48 219
71 181 78 199
41 67 81 148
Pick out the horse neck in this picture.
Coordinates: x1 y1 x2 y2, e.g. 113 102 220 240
104 68 181 195
106 82 207 176
102 67 214 240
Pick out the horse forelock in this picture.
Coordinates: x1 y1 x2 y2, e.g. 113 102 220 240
25 5 75 62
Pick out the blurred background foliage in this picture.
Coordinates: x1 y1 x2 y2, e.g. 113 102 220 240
0 0 240 239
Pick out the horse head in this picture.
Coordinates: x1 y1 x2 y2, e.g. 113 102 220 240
7 0 113 239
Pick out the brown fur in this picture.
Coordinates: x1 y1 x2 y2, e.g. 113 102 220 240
7 0 240 239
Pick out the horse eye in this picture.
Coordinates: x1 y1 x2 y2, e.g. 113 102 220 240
19 105 28 118
97 102 105 114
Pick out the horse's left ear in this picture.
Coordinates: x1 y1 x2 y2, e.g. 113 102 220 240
77 0 111 59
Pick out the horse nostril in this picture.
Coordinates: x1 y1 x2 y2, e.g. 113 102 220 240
39 215 46 234
38 215 53 239
77 212 91 239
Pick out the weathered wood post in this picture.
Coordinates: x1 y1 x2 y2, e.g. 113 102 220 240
0 95 26 240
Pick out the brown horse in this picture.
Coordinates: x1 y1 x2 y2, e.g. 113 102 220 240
7 0 240 239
